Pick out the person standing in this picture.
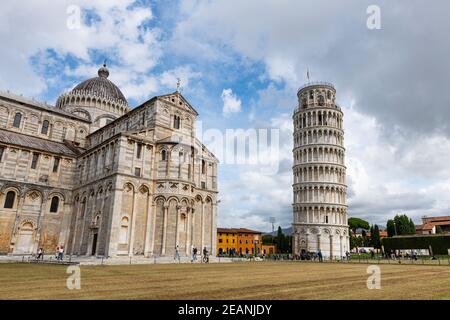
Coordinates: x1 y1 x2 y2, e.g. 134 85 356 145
55 246 60 260
174 244 180 262
318 249 323 262
58 246 64 262
192 246 198 262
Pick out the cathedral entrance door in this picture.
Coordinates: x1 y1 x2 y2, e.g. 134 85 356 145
91 233 98 256
14 223 34 254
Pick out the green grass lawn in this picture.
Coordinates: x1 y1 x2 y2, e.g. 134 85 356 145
1 261 450 300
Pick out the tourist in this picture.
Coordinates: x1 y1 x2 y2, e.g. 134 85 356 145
55 246 59 260
58 246 64 261
370 249 375 259
192 246 198 262
36 248 44 261
174 244 180 262
202 247 209 263
318 249 323 262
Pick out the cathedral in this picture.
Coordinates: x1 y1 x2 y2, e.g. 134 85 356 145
0 64 218 258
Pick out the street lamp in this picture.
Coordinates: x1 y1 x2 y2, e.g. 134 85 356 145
393 222 398 236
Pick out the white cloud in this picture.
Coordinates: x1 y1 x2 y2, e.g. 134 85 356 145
0 0 161 99
221 88 242 115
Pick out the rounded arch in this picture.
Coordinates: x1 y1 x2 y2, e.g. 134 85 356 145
123 182 136 192
70 108 92 121
19 220 35 230
153 195 166 204
47 191 66 202
166 196 180 206
94 114 117 125
138 184 150 195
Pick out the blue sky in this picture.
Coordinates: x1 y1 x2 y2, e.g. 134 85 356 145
2 0 450 231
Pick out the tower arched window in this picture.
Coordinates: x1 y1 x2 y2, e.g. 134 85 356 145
41 120 50 135
13 113 22 128
318 95 325 106
161 150 167 161
4 191 16 209
50 196 60 213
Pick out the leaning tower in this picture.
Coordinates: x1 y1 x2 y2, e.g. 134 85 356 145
292 82 349 259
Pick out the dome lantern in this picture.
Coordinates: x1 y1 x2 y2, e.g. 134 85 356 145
98 63 110 78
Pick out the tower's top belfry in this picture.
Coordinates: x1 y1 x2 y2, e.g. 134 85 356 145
296 82 340 111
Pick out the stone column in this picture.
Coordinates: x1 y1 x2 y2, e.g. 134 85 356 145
305 233 309 252
317 234 321 252
175 205 180 248
161 204 169 255
294 233 298 255
340 235 343 259
128 190 137 257
191 208 195 248
143 198 154 257
201 201 205 252
150 202 157 255
211 202 217 256
329 235 333 260
185 208 191 255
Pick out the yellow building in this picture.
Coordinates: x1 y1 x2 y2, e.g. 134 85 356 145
217 228 262 256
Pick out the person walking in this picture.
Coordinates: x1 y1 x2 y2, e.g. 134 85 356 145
318 249 323 262
202 247 209 263
174 244 180 262
36 248 44 261
192 246 198 262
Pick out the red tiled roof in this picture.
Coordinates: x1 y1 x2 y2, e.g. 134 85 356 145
423 216 450 223
416 224 434 231
217 228 262 234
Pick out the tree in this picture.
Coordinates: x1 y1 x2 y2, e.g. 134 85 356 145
387 214 416 237
276 226 285 253
370 224 381 249
386 219 396 237
348 217 370 249
348 217 370 236
262 234 275 245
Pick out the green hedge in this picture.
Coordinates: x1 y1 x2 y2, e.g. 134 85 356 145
381 235 450 255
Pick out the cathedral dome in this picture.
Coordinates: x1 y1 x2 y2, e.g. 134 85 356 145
71 64 127 104
56 63 130 121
